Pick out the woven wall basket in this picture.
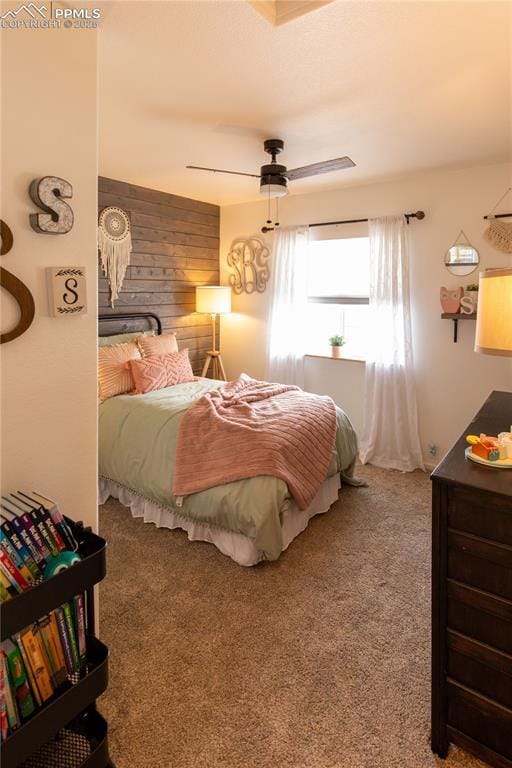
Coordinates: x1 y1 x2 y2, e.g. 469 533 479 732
484 216 512 254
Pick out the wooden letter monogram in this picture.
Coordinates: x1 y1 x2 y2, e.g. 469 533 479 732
29 176 74 234
227 237 270 295
0 220 36 344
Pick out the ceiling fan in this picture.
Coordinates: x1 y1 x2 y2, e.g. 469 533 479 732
186 138 355 198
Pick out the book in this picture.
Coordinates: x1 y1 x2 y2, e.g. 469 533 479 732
61 602 80 672
1 652 19 732
0 571 17 601
4 495 57 558
0 530 34 586
0 580 11 602
0 550 29 592
14 633 41 707
38 617 67 687
20 627 53 703
0 517 40 580
73 594 87 669
54 607 74 676
1 502 50 564
12 493 64 554
20 491 77 552
0 665 7 740
0 563 21 594
2 640 35 721
49 611 66 674
0 510 45 574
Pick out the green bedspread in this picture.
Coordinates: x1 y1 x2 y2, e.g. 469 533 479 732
99 378 359 560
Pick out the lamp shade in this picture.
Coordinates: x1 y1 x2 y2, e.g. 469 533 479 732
474 268 512 356
196 285 231 315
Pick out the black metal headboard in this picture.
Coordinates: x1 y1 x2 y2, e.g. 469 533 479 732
98 312 162 337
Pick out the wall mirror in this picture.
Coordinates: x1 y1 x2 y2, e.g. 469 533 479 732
444 232 479 276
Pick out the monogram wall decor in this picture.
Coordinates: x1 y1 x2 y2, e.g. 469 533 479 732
29 176 74 234
227 237 270 294
0 220 35 344
46 267 88 317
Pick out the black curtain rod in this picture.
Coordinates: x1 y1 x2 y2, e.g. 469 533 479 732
261 210 425 234
483 212 512 220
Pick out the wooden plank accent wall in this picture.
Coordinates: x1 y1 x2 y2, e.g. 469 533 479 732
98 177 220 375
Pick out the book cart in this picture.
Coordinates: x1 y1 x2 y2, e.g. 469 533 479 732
1 519 113 768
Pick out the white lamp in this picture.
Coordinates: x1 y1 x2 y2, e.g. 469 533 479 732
196 285 232 380
474 268 512 356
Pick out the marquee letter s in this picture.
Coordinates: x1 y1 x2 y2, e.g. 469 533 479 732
29 176 74 235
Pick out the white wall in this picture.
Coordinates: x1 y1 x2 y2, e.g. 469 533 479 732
220 163 512 466
1 25 99 529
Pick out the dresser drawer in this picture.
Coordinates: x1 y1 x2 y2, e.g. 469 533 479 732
447 582 512 654
448 531 512 600
448 488 512 547
447 631 512 710
447 681 512 760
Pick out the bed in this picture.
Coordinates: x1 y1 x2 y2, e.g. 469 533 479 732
98 313 360 565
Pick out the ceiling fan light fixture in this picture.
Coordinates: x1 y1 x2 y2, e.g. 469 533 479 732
259 175 288 198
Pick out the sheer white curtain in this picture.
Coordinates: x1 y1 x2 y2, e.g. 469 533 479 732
265 225 309 387
360 216 424 471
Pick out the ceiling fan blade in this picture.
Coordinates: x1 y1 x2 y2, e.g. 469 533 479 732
186 165 260 179
285 156 355 181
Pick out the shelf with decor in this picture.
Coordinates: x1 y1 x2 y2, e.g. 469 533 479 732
0 517 113 768
441 312 477 343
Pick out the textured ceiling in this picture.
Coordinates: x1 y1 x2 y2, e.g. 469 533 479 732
98 0 511 206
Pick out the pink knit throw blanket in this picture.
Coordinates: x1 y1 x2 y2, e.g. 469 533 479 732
173 375 337 510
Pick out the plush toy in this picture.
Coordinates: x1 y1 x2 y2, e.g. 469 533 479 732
43 550 81 579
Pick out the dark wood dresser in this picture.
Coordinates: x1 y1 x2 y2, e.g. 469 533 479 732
431 390 512 767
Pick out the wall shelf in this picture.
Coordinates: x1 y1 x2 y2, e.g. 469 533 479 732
441 313 476 343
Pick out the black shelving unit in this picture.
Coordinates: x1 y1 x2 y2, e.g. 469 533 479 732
0 519 113 768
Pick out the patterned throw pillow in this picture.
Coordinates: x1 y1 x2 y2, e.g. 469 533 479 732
129 349 195 394
98 341 142 401
137 333 178 358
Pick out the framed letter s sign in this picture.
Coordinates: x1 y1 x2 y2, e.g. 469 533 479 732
46 267 87 316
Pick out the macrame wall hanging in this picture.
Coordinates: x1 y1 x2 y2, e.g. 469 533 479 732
484 187 512 253
98 206 132 306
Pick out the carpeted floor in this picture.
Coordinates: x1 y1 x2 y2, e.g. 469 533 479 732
98 465 485 768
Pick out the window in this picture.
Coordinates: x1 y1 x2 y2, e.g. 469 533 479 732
306 236 370 359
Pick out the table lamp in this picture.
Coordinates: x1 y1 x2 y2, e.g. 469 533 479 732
474 268 512 356
196 285 232 380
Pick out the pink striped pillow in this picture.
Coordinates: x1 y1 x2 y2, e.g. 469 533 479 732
98 341 142 401
129 349 195 394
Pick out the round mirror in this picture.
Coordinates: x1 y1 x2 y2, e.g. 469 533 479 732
444 244 479 276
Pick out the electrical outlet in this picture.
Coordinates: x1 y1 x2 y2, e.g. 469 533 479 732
428 443 438 456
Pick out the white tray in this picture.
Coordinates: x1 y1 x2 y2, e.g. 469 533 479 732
465 446 512 469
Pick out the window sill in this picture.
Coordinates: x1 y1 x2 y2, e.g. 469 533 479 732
305 353 366 364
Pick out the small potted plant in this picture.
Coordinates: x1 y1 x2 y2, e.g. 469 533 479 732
465 282 479 311
329 334 345 358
